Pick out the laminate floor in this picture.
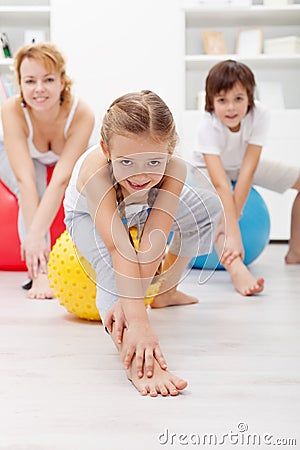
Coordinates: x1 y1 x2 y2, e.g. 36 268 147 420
0 244 299 450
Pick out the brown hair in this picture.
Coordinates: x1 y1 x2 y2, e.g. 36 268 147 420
205 59 256 113
102 90 178 224
14 41 72 105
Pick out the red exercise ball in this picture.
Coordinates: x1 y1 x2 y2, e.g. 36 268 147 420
0 166 65 271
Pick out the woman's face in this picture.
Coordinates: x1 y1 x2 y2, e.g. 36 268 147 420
20 57 64 111
107 134 170 199
213 82 249 132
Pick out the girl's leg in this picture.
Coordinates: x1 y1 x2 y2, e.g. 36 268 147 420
153 185 221 306
108 313 188 396
285 176 300 263
67 212 188 396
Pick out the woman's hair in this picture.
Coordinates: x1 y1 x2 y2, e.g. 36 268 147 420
14 41 72 105
102 90 178 226
205 59 256 113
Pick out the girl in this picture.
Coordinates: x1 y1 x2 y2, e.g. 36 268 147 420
193 59 300 296
64 90 221 396
0 42 95 299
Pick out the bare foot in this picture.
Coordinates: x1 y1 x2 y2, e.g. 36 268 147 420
27 273 54 300
127 357 188 397
285 249 300 264
226 259 264 296
151 288 199 309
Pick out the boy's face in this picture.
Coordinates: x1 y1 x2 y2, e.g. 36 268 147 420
213 82 249 132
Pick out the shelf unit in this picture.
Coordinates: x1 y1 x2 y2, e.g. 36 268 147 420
183 2 300 111
181 1 300 240
0 1 51 77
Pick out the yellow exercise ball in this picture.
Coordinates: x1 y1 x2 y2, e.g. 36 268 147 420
48 230 100 321
48 229 162 321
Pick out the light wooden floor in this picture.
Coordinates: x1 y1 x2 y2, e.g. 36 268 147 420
0 244 299 450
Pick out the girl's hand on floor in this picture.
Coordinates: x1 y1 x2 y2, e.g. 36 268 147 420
105 302 126 344
123 322 167 378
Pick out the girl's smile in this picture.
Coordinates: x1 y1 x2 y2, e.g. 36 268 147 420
104 134 170 199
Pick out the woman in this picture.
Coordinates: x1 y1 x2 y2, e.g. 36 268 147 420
0 42 95 299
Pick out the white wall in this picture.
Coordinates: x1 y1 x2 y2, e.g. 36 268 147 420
51 0 184 139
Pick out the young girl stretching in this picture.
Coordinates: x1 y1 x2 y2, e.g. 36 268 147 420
63 90 221 396
193 60 300 296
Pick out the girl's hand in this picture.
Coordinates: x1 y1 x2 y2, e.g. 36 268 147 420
221 233 244 266
104 301 126 345
123 322 167 378
22 232 49 279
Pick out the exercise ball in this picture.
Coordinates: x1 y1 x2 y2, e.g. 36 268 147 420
48 229 162 321
48 230 100 321
0 166 65 271
191 186 270 270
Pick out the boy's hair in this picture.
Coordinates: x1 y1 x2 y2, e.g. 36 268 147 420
101 90 178 152
14 41 72 105
205 59 256 113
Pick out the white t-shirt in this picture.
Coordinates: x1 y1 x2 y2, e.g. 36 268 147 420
192 101 271 170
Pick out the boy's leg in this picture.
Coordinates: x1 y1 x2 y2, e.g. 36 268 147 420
254 160 300 264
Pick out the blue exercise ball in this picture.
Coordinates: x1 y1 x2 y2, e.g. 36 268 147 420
191 185 270 270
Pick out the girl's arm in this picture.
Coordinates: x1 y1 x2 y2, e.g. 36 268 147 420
233 144 262 217
82 164 167 377
137 156 187 288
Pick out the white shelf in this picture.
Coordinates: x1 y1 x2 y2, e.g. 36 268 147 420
183 3 300 110
184 5 300 26
0 6 50 12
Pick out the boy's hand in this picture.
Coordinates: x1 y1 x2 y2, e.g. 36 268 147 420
221 234 244 266
123 322 167 378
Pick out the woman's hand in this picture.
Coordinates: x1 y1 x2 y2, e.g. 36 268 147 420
123 322 167 378
22 231 49 279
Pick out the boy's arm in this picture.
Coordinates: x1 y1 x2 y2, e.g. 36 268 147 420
233 144 262 217
204 153 243 263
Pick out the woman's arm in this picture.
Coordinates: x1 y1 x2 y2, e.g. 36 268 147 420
2 98 94 277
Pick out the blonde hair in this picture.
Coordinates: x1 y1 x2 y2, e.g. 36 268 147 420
102 90 178 232
14 41 72 105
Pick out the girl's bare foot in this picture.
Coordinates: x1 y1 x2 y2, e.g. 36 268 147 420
151 288 199 309
127 357 188 397
285 249 300 264
226 258 264 296
27 273 54 300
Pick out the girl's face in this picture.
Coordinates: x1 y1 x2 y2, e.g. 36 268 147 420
20 57 64 111
213 82 249 132
105 134 170 199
